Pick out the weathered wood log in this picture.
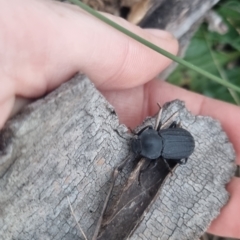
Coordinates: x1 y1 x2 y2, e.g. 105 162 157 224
0 75 127 239
0 75 236 240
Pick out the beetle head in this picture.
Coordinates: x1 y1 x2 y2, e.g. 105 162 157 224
131 129 163 160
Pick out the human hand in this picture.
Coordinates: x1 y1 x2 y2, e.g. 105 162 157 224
0 0 239 238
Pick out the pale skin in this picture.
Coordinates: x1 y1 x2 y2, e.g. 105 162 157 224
0 0 239 238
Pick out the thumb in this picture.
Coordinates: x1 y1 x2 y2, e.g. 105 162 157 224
68 11 179 90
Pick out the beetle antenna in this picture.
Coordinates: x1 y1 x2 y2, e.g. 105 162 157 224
159 110 179 130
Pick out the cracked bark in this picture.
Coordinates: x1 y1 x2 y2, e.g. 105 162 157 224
0 75 236 240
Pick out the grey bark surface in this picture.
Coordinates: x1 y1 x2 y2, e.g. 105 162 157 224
0 75 128 240
0 75 236 240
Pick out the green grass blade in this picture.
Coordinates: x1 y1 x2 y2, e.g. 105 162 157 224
68 0 240 94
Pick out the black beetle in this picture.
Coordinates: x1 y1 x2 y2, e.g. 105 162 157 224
93 105 195 238
131 107 195 170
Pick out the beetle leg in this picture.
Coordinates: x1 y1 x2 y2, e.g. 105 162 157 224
179 158 188 164
170 121 182 128
136 125 153 136
158 111 179 130
169 121 177 128
163 158 173 175
168 121 182 129
177 121 182 128
92 155 132 240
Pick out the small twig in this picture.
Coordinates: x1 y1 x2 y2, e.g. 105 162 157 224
67 196 88 240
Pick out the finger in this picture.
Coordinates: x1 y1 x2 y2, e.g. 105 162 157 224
0 0 177 128
207 177 240 238
56 2 179 90
4 0 178 98
8 1 178 97
102 85 146 127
